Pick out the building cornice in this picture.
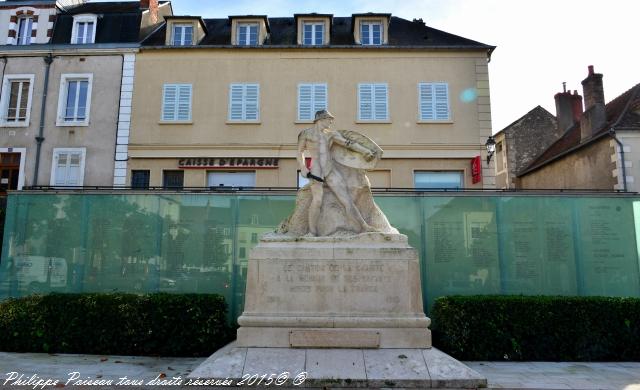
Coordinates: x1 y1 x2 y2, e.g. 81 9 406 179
0 44 140 56
128 144 484 159
140 44 494 53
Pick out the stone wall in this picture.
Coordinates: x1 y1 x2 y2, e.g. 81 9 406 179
519 137 616 189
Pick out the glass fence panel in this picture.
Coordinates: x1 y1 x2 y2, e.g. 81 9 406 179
422 196 501 310
498 197 578 296
1 193 639 321
234 195 295 320
575 197 640 297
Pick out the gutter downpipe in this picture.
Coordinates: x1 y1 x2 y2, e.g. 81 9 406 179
33 53 53 186
0 57 7 86
610 131 627 192
608 85 640 193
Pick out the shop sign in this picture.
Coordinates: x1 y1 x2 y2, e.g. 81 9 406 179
178 158 279 169
471 156 482 184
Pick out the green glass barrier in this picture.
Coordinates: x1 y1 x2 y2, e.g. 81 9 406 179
1 193 639 321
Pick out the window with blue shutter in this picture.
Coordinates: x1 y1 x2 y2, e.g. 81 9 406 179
228 83 260 121
162 84 192 121
358 83 388 121
419 82 450 121
297 83 327 121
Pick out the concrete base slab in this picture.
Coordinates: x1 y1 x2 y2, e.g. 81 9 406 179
189 342 487 389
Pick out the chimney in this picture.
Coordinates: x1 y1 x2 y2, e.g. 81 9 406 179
141 0 159 24
571 90 583 123
580 65 606 142
554 86 583 132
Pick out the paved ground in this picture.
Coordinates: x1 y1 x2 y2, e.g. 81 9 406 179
467 361 640 390
0 352 638 389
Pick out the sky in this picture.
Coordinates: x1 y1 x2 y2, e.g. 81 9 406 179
94 0 638 132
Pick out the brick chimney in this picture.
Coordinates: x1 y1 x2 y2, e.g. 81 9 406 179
555 87 583 132
141 0 159 24
580 65 606 142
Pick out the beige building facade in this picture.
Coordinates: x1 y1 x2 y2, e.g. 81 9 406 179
127 14 496 189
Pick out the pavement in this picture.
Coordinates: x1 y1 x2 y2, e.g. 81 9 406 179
467 362 640 390
0 352 638 389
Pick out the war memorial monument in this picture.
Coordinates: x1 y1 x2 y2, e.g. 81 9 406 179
190 111 486 388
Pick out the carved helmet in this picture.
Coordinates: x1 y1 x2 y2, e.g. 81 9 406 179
314 109 335 122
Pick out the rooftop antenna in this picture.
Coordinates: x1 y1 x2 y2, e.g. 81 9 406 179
562 82 566 93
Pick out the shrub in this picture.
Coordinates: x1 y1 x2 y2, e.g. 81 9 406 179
432 295 640 361
0 293 232 356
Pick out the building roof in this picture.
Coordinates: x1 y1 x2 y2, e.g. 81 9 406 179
518 83 640 176
142 15 494 52
49 1 170 44
494 105 556 138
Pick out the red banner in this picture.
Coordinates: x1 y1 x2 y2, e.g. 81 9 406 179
471 156 482 184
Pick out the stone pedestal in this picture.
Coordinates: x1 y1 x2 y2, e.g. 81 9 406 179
236 232 431 349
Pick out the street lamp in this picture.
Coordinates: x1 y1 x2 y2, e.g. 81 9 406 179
485 136 496 166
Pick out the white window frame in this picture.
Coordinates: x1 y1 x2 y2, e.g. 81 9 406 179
16 16 33 45
414 170 463 190
358 83 389 121
50 147 86 187
71 14 97 44
360 21 383 45
302 22 324 45
161 83 193 122
56 73 93 127
171 23 194 46
418 82 451 122
228 83 260 122
236 23 259 46
0 74 35 127
297 83 328 122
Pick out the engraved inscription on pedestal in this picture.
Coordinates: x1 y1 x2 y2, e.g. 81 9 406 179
237 233 431 348
289 330 380 348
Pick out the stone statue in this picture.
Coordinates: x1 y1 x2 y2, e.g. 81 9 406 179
276 110 398 237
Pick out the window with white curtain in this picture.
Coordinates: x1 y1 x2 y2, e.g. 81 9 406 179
16 17 33 45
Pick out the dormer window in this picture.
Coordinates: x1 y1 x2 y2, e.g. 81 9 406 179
295 14 331 46
165 17 207 46
360 21 382 45
172 24 193 46
71 14 97 44
16 17 33 45
303 22 323 45
237 23 258 46
230 16 269 46
352 14 390 45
